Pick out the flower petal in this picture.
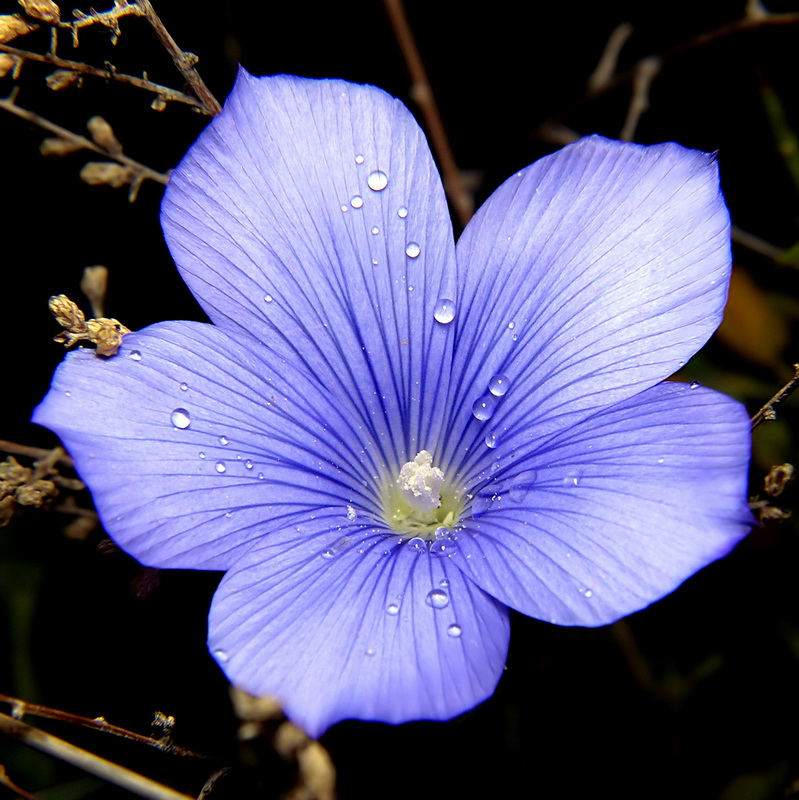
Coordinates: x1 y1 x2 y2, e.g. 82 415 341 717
450 382 752 626
162 70 457 467
208 513 510 737
32 322 389 569
443 136 731 475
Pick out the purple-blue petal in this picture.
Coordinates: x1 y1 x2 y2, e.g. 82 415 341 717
162 70 457 471
208 512 509 737
32 322 387 569
451 382 752 626
443 136 732 478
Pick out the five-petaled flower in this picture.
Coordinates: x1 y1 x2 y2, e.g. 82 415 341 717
34 70 752 738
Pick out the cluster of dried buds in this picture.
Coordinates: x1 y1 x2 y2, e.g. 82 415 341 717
0 1 60 77
49 293 130 357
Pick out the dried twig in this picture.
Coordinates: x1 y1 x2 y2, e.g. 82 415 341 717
133 0 221 116
382 0 473 226
587 21 634 94
0 90 169 199
619 56 660 141
0 765 38 800
0 41 205 111
751 364 799 430
0 712 194 800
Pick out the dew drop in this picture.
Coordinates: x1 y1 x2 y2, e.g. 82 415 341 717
65 391 71 397
472 395 497 421
199 451 206 459
584 589 593 598
405 242 421 258
488 374 510 397
386 603 400 616
341 205 348 212
434 526 449 539
425 589 449 608
245 459 254 470
321 548 335 560
433 298 455 324
213 649 228 663
690 381 700 389
407 537 427 552
397 206 408 218
430 539 455 557
562 471 581 486
350 195 364 209
509 470 538 503
440 579 449 588
346 505 357 521
215 461 227 474
264 295 273 303
170 408 191 429
258 473 265 480
355 154 365 164
179 382 188 391
219 435 229 446
365 648 376 657
507 321 515 330
657 457 665 464
447 624 463 638
485 432 498 449
367 170 388 191
128 350 142 361
371 226 380 235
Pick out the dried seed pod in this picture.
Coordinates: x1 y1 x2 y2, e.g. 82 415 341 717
46 69 81 91
86 116 122 155
18 0 60 24
151 95 168 112
40 137 85 157
49 294 87 333
86 317 130 356
765 463 794 497
0 13 38 42
16 479 58 507
79 162 133 189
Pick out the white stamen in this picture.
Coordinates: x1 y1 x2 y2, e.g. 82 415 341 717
398 450 444 512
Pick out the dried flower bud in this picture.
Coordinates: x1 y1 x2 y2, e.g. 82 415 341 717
151 95 167 112
40 137 85 157
0 13 38 42
18 0 60 24
86 116 122 155
759 505 791 522
297 741 336 800
229 687 283 723
86 317 130 356
0 495 17 527
0 457 30 487
80 265 108 318
49 294 87 333
46 69 81 91
765 463 794 497
80 162 133 189
273 721 309 758
0 54 20 78
16 479 58 507
64 515 97 540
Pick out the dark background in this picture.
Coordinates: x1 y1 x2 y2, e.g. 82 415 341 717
2 1 799 798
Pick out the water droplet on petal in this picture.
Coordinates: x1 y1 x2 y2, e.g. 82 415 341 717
170 408 191 429
365 648 376 657
264 295 273 303
407 537 427 552
434 298 455 324
386 603 400 616
509 470 538 503
430 539 455 557
199 451 206 459
488 374 510 396
219 436 229 446
245 459 254 470
447 624 463 638
65 391 71 397
584 589 593 598
321 548 335 559
434 526 449 539
258 473 264 480
350 195 364 209
405 242 421 258
371 226 380 235
440 579 449 588
128 350 141 361
562 470 581 486
426 589 449 608
690 381 700 389
341 205 348 212
657 457 665 464
485 432 498 449
213 649 228 663
215 461 227 474
355 154 365 164
367 170 388 191
346 505 357 521
397 206 408 218
179 382 188 391
472 395 496 421
507 321 515 330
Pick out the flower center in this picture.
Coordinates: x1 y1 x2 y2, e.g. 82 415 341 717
384 450 463 537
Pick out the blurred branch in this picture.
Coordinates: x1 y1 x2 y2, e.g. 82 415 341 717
133 0 222 116
0 765 37 800
383 0 473 226
0 695 206 759
751 364 799 429
0 712 194 800
587 21 634 94
0 440 73 467
0 42 205 111
619 56 660 141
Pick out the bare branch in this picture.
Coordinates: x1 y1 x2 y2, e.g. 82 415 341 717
751 364 799 430
383 0 473 226
587 21 634 95
619 56 661 141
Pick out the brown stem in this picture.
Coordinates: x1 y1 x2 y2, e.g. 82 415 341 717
134 0 222 116
0 42 205 112
751 363 799 430
383 0 473 227
0 440 73 467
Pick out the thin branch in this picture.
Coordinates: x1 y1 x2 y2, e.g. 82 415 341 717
0 765 38 800
0 712 194 800
0 695 205 759
133 0 221 116
0 42 205 111
540 10 799 131
751 363 799 430
0 91 169 198
731 224 786 262
0 440 73 467
619 56 661 141
383 0 473 226
587 21 634 94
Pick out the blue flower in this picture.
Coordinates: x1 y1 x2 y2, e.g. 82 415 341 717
33 70 752 737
